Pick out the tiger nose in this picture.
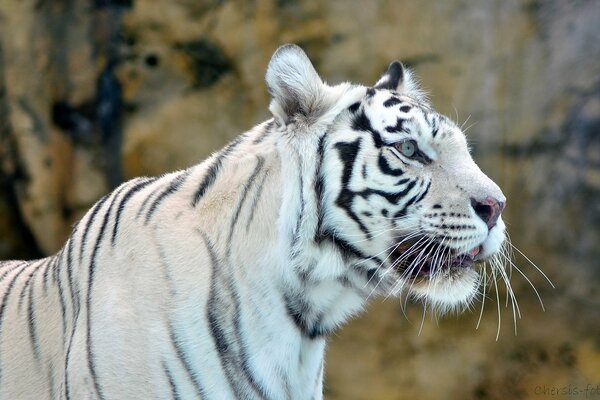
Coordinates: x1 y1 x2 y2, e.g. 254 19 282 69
470 196 505 229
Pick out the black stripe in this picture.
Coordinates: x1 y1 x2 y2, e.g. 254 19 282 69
234 318 269 400
136 185 164 219
145 170 191 224
393 197 421 219
252 119 274 144
112 177 157 245
385 117 408 133
0 261 25 283
79 194 110 263
393 188 423 219
192 135 245 207
383 97 401 107
83 181 132 399
204 232 244 397
431 116 440 138
54 255 68 339
334 140 371 237
64 318 78 400
352 110 383 148
169 325 207 399
292 168 305 249
0 263 30 321
17 260 44 313
162 360 182 400
313 134 326 241
47 364 56 400
413 180 431 204
378 153 404 176
65 232 80 321
42 256 53 294
358 266 379 285
357 180 417 205
27 266 42 362
318 229 378 263
203 232 267 399
0 262 30 383
414 149 433 165
86 187 125 400
284 292 327 340
390 179 430 220
228 157 264 237
245 168 270 233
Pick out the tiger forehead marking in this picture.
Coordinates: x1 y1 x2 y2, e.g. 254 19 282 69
0 44 507 399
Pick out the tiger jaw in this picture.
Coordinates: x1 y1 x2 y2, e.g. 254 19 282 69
388 218 506 306
391 243 484 310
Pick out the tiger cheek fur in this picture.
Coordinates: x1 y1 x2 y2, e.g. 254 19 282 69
0 44 506 399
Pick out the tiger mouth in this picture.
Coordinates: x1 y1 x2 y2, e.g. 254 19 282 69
390 239 482 279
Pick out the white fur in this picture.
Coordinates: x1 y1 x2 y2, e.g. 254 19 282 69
0 44 506 399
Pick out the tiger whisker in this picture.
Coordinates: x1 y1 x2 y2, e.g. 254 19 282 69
506 235 554 288
498 251 546 312
390 236 439 298
476 261 488 330
460 113 472 130
492 252 520 335
490 263 502 341
379 245 429 296
418 302 427 336
384 236 432 297
462 120 478 134
356 230 423 268
364 231 429 300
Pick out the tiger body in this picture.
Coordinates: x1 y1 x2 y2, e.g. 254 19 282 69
0 45 506 399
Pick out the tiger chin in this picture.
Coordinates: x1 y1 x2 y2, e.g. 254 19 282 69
0 44 506 399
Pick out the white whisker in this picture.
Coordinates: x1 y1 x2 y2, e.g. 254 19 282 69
476 262 488 330
418 302 427 336
508 239 555 288
490 264 502 341
499 252 546 312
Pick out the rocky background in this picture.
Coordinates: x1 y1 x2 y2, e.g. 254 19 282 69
0 0 598 399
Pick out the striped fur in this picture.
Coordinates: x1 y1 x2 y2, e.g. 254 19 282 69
0 44 506 399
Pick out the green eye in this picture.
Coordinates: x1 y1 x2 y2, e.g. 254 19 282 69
396 140 417 158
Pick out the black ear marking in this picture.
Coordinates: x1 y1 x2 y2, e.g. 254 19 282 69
374 61 404 91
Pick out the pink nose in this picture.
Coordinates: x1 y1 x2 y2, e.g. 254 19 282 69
471 196 505 229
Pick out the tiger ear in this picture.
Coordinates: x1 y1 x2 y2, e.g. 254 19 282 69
265 44 326 124
374 61 425 101
374 61 405 91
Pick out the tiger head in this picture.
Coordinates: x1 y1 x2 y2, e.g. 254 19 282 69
266 45 506 312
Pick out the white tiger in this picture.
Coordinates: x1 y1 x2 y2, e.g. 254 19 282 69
0 44 506 399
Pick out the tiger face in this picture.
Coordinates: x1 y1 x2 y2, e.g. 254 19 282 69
267 45 506 312
323 86 506 310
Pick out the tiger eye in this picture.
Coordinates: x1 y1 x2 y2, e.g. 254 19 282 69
397 140 416 158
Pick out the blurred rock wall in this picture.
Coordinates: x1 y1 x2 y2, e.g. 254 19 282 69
0 1 598 399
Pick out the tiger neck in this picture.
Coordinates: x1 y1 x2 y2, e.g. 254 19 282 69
268 129 368 336
196 125 369 394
